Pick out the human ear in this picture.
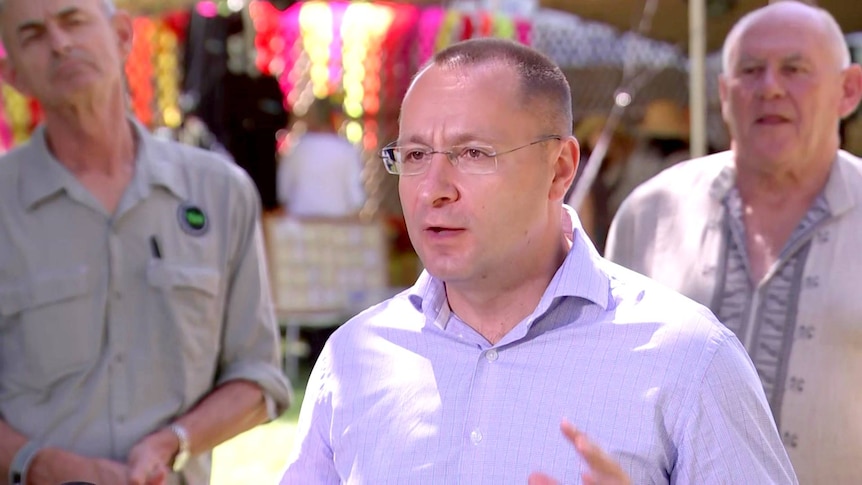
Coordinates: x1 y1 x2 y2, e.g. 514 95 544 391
0 56 31 96
111 11 134 59
551 136 579 202
838 64 862 119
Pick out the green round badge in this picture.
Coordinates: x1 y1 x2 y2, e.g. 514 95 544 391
178 203 209 236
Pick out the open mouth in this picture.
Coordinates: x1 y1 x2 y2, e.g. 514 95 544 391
426 226 463 234
756 115 791 125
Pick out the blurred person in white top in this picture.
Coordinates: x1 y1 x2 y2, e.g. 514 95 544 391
277 99 365 218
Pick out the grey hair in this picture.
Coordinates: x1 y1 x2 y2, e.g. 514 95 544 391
0 0 116 41
722 1 851 74
0 0 116 16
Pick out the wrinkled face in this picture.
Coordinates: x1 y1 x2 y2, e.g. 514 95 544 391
397 62 573 287
719 10 853 171
0 0 132 108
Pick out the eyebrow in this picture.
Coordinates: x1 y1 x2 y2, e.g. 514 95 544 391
402 132 498 146
16 7 83 36
738 52 807 65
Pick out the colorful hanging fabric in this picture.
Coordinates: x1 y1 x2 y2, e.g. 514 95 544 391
435 10 462 53
1 84 33 145
493 13 516 40
126 17 156 126
478 11 494 37
154 19 182 128
416 7 444 66
515 17 532 45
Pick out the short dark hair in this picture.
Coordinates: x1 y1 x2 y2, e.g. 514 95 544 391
426 38 573 135
304 98 335 130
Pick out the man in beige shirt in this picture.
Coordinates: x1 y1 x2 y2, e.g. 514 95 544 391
606 2 862 482
0 0 291 483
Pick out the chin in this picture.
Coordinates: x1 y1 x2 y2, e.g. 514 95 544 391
422 259 472 283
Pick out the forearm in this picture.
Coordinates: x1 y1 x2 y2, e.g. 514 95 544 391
0 422 124 485
179 380 268 453
0 420 27 484
142 380 268 464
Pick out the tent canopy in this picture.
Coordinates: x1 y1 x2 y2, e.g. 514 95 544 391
116 0 862 53
541 0 862 52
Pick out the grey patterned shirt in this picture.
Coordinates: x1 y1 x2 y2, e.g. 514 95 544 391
715 187 830 427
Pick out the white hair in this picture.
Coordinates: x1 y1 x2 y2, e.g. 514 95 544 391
0 0 116 15
0 0 116 42
721 1 851 74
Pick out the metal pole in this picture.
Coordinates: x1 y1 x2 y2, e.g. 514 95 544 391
689 0 707 158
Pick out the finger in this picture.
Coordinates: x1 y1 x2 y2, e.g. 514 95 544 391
128 461 160 485
561 420 622 477
145 466 167 485
527 472 558 485
128 466 147 485
560 419 580 446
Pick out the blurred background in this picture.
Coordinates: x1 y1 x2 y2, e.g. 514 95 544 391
1 0 860 481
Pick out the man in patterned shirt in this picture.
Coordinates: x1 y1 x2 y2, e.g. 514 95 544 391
606 2 862 483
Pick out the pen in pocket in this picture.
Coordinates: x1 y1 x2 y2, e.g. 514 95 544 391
150 235 162 259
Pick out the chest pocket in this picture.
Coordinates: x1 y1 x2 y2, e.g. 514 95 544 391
146 261 223 363
0 266 99 392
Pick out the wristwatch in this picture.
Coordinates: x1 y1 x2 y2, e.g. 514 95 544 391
169 423 191 472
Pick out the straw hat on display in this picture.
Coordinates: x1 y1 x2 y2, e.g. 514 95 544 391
637 98 690 141
575 114 633 151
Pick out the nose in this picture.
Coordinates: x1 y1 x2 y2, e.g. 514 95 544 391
758 66 785 100
46 24 73 55
415 152 460 208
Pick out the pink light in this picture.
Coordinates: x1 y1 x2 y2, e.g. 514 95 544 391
196 1 218 19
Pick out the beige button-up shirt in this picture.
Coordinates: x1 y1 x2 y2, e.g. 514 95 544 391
0 121 291 484
606 150 862 484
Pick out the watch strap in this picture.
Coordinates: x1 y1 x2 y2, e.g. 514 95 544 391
169 423 190 472
9 441 42 485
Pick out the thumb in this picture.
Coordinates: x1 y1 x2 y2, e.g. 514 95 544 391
145 467 168 485
528 472 559 485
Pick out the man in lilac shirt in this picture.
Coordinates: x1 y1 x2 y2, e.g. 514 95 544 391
281 38 796 484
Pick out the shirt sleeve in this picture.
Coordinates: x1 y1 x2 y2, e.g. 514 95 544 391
215 170 292 416
280 343 340 484
603 194 638 265
671 333 798 484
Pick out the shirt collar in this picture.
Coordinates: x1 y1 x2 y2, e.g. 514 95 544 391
130 119 188 201
407 204 610 330
709 155 737 202
19 125 77 209
709 150 855 215
823 150 857 217
18 118 188 210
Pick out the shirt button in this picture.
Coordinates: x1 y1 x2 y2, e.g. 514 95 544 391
782 430 799 448
796 325 815 340
816 230 830 243
804 276 820 288
115 353 124 364
486 349 498 362
788 376 805 392
470 429 483 444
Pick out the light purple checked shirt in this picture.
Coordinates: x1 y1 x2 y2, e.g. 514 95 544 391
281 207 796 484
